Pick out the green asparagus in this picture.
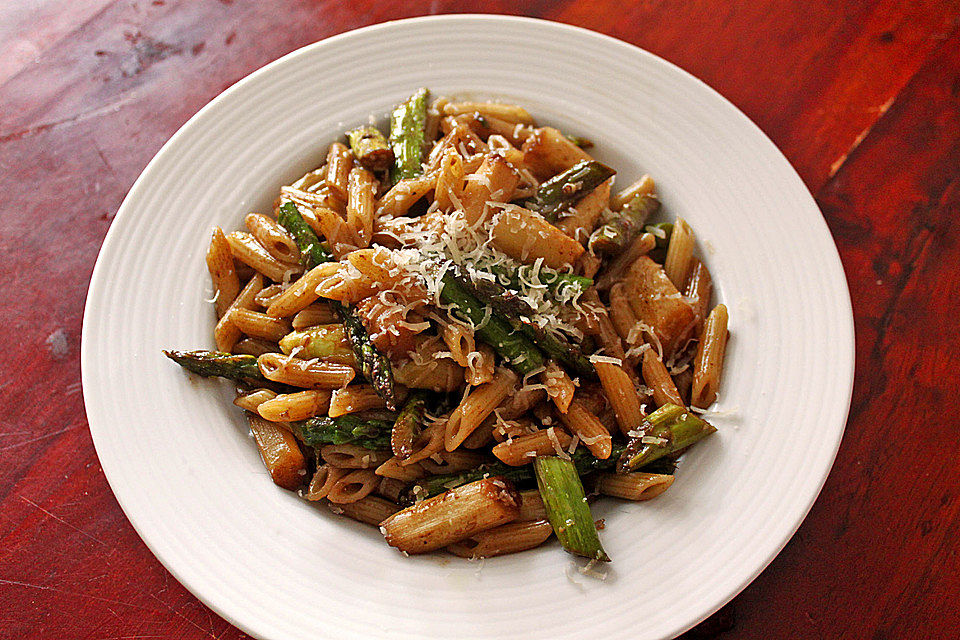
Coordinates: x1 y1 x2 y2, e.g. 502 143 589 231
565 134 594 149
521 160 616 222
346 125 394 172
534 456 610 561
449 266 594 378
164 350 271 387
391 390 429 459
291 414 393 450
277 201 333 268
617 404 717 472
279 325 355 364
589 193 661 254
439 272 545 375
332 302 398 411
388 87 429 184
645 222 674 251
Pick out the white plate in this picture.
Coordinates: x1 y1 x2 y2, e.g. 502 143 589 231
82 15 854 640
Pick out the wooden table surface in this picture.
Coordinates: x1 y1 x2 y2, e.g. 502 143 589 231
2 1 958 638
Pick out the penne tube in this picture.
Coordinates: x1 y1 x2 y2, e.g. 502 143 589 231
226 308 291 342
521 126 593 179
691 304 729 408
557 178 612 244
543 360 575 414
257 390 331 422
376 174 437 218
558 398 613 459
517 489 548 521
206 226 240 318
460 418 496 449
231 337 278 357
375 456 426 481
321 444 392 469
595 232 657 292
610 174 655 211
333 494 400 525
346 166 376 245
491 427 573 466
447 519 553 558
325 141 354 210
215 273 263 352
464 343 496 387
685 258 714 332
580 288 628 362
443 101 536 125
490 204 585 268
445 368 518 451
247 414 306 491
441 321 475 367
376 477 408 503
258 353 355 389
253 283 286 308
663 218 695 289
225 231 302 283
245 213 300 264
624 256 696 359
394 355 465 392
460 154 521 225
312 206 361 258
328 385 387 417
434 148 465 212
327 468 379 504
304 464 348 501
597 472 675 501
419 450 488 475
608 283 642 350
595 361 644 436
233 388 278 413
292 302 338 329
265 263 338 318
380 478 521 554
642 349 685 408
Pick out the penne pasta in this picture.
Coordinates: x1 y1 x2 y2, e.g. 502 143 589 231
624 256 696 359
346 166 376 245
460 154 521 225
247 414 306 491
465 343 496 387
232 337 278 357
214 273 263 352
443 101 536 125
558 178 612 244
490 204 585 268
492 427 573 466
327 468 379 504
685 258 713 332
447 519 553 559
206 226 240 318
597 472 675 501
691 304 729 408
333 494 400 525
558 398 613 459
257 390 331 422
434 147 465 212
321 444 392 470
375 456 426 482
328 385 386 417
227 308 291 342
521 126 593 179
642 349 685 408
258 353 356 389
594 361 644 436
291 302 338 329
517 489 548 522
225 231 302 283
245 212 301 264
543 360 575 414
610 174 655 211
445 368 518 451
663 218 695 289
305 464 347 501
265 263 338 318
312 206 361 258
233 388 278 413
376 174 437 218
595 232 656 292
325 141 354 210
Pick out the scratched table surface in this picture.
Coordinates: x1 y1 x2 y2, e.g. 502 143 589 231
2 1 958 638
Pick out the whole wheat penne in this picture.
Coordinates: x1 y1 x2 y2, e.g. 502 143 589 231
333 494 400 525
402 417 447 466
347 166 376 245
490 204 585 268
685 258 713 332
425 96 448 144
558 179 612 244
247 414 306 491
258 353 356 389
321 444 392 470
543 360 575 414
266 263 339 318
206 227 240 318
380 478 521 554
313 264 377 304
225 231 302 283
441 321 475 367
394 354 465 392
257 390 331 422
517 489 548 521
595 232 656 291
304 464 348 501
280 185 333 211
521 126 593 179
642 349 685 407
691 304 729 408
447 519 553 558
289 165 327 192
231 337 278 357
608 283 641 348
245 213 300 264
460 418 496 449
558 398 613 459
233 388 278 413
581 288 628 361
227 308 291 342
328 385 387 417
498 387 547 420
492 427 574 466
253 283 286 308
419 450 488 475
476 115 534 146
594 361 643 436
376 174 437 218
376 477 408 503
597 472 675 501
460 154 521 225
577 252 603 279
492 417 540 443
215 273 263 352
443 101 536 126
610 174 655 210
327 468 379 504
375 456 426 481
663 218 695 289
325 142 353 210
346 247 403 286
292 302 338 329
313 206 361 258
445 368 518 451
434 148 465 212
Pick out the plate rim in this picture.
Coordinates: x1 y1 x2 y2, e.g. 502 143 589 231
81 13 855 640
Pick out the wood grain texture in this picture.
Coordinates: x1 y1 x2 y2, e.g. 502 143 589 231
0 1 957 638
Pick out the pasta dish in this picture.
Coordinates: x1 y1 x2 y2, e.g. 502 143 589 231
165 89 728 562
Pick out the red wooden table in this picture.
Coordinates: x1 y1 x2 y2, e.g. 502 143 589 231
2 1 958 638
